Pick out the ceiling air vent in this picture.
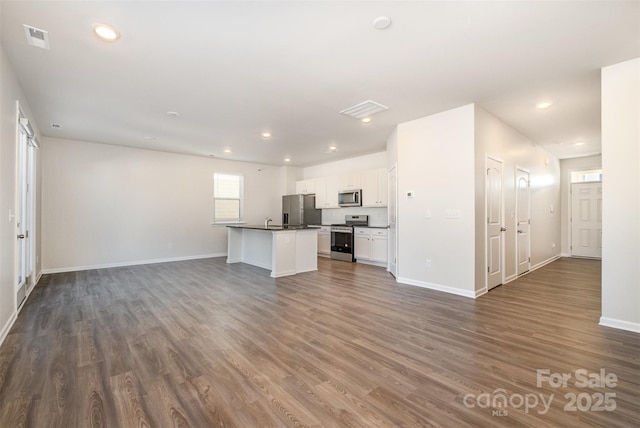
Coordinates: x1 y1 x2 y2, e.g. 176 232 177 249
340 100 389 119
23 25 50 50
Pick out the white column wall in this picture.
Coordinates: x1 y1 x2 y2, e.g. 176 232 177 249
600 57 640 332
396 104 476 297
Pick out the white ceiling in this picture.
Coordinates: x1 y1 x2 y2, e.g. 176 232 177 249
1 1 639 166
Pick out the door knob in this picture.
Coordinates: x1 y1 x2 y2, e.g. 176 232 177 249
500 227 506 232
17 234 25 239
517 229 523 234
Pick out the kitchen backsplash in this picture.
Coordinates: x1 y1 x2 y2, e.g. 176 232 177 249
320 207 388 227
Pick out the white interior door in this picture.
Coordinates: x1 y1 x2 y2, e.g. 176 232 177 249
388 164 397 277
516 168 530 275
571 182 602 258
486 157 504 290
16 114 38 306
16 121 28 305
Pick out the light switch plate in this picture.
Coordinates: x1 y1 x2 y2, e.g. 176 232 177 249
445 208 462 219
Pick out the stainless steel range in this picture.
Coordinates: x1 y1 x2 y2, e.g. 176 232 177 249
330 215 368 262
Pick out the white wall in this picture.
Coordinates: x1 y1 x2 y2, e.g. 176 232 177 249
41 137 284 272
279 165 303 196
303 151 387 178
559 155 602 255
600 57 640 332
474 106 561 291
395 105 477 297
0 44 42 344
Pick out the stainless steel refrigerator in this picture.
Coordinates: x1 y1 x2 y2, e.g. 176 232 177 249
282 194 321 226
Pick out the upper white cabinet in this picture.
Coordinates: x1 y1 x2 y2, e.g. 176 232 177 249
362 168 388 207
314 176 339 209
295 179 315 195
338 172 361 191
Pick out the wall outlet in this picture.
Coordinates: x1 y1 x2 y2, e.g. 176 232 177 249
425 259 432 268
168 242 175 249
425 209 431 219
552 243 556 248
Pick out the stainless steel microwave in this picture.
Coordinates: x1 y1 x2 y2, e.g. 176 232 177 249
338 189 362 207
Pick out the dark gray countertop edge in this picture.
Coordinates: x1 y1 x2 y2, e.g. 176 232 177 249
227 225 319 231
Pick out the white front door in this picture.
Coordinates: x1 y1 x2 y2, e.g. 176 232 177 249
486 157 504 290
571 182 602 258
388 164 397 277
516 168 530 275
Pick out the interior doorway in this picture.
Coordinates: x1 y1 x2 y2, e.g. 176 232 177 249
571 182 602 258
516 167 531 276
16 110 39 307
388 164 397 278
486 156 504 290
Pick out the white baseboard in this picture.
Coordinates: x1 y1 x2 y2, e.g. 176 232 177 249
504 274 518 284
599 317 640 334
41 253 227 275
474 286 488 298
396 276 476 299
531 254 561 271
0 311 18 349
560 252 571 257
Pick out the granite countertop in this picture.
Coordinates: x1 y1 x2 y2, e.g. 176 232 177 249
227 225 319 231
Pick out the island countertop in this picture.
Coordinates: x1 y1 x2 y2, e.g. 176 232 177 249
226 225 320 231
226 226 318 277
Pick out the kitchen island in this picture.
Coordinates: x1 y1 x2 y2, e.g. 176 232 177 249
226 225 318 277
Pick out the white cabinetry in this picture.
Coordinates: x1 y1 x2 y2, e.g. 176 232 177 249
314 176 339 209
362 168 388 207
317 226 331 256
354 229 371 260
371 229 388 263
338 172 361 191
354 227 388 265
295 179 315 195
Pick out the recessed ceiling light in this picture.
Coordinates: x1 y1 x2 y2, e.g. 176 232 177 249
373 16 392 30
94 23 120 42
262 132 271 139
166 111 181 118
223 148 231 153
536 101 552 109
284 157 291 162
575 141 585 146
361 117 372 124
329 145 337 152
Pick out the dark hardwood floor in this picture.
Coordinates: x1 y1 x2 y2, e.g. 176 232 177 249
0 257 638 427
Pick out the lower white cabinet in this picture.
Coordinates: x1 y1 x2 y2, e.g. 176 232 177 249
317 226 331 256
354 227 388 265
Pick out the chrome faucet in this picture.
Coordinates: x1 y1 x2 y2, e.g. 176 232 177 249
264 217 273 228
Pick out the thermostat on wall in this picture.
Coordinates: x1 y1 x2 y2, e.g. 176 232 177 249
407 190 414 198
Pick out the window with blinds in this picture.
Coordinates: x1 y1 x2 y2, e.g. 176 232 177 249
213 173 244 223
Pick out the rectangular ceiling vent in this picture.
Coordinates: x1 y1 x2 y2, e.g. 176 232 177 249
340 100 389 119
23 25 50 50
